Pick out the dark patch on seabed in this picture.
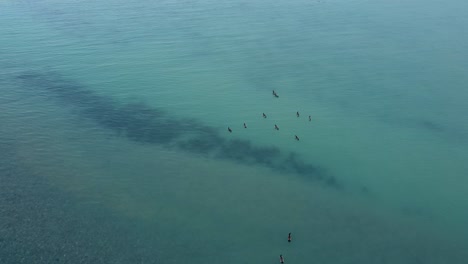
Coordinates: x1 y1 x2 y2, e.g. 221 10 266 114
378 113 446 133
16 71 341 189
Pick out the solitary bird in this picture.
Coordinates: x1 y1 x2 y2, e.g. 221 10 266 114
288 233 292 242
279 254 284 264
274 124 279 130
244 123 247 128
273 90 279 98
295 135 300 141
296 111 300 117
263 113 267 118
309 115 311 121
228 127 232 133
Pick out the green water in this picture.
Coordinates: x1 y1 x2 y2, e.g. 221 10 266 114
1 0 468 263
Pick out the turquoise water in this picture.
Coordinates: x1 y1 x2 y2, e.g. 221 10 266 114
1 0 468 263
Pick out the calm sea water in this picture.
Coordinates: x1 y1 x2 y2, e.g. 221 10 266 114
1 0 468 263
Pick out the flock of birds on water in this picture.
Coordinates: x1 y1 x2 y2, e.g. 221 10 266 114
227 90 311 141
226 91 306 263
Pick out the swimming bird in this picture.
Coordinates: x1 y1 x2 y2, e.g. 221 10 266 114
273 90 279 98
274 124 279 130
288 233 292 242
296 111 300 117
244 123 247 128
263 113 267 118
280 254 284 264
309 115 311 121
295 135 300 141
228 127 232 133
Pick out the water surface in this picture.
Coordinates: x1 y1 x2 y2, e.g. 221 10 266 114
1 0 468 263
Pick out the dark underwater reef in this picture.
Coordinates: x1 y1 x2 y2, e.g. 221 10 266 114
16 72 340 188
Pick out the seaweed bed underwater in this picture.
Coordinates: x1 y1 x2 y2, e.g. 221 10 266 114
16 71 341 188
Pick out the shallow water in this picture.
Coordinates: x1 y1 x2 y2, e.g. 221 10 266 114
1 0 468 263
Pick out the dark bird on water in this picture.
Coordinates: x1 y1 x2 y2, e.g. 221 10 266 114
274 124 279 130
228 127 232 133
296 111 300 117
309 115 311 121
280 254 284 264
295 135 300 141
244 123 247 128
263 113 267 118
273 90 279 98
288 233 292 242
